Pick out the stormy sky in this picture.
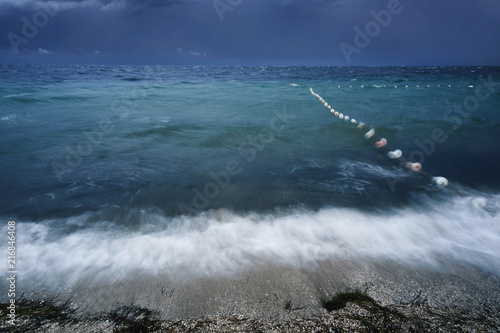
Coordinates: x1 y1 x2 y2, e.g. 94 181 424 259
0 0 499 65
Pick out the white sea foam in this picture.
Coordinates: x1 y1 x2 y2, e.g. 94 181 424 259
2 93 31 98
8 194 500 288
338 161 403 179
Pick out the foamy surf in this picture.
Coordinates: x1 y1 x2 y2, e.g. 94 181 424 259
6 193 499 291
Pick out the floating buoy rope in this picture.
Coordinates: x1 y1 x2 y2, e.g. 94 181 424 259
323 84 475 89
309 87 462 193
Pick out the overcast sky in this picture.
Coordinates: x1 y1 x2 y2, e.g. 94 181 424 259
1 0 499 65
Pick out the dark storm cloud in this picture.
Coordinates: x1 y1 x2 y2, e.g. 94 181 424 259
1 0 499 65
0 0 171 11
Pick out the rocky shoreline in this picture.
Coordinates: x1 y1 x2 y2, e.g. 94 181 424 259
2 261 499 332
2 289 499 332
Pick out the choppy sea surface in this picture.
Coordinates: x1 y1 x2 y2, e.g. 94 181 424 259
1 65 499 290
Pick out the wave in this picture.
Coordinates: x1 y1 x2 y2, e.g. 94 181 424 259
2 93 32 99
6 193 499 290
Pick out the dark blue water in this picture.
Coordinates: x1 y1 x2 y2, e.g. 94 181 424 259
1 65 499 288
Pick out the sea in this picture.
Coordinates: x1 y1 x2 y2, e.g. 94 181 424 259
1 65 500 294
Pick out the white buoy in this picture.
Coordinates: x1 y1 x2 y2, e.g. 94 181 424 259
339 113 344 119
375 138 387 148
334 111 339 116
330 109 335 114
432 176 448 187
327 105 332 110
364 128 375 139
344 115 349 121
351 119 357 124
406 162 422 172
387 149 402 159
357 122 365 130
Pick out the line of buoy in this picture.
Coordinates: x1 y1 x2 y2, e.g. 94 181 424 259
329 84 474 89
309 88 450 188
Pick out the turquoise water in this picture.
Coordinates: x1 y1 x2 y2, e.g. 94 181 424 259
1 65 500 288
